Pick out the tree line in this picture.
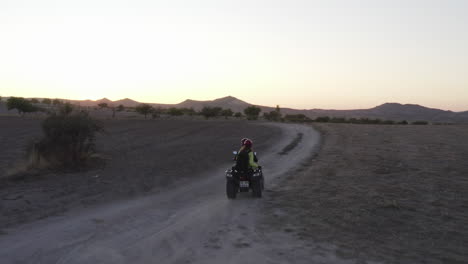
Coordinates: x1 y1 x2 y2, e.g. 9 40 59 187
3 97 265 120
132 104 263 120
279 115 429 125
3 97 429 125
4 97 82 116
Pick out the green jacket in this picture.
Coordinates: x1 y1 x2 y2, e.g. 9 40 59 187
235 148 259 169
248 151 259 169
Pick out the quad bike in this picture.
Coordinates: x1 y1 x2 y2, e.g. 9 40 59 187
225 151 264 199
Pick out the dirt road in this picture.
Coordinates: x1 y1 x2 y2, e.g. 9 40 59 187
0 123 321 264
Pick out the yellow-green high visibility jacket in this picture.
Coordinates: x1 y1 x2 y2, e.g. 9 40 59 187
248 151 259 169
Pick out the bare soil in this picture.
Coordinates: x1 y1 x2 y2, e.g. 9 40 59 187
0 117 282 228
260 123 468 264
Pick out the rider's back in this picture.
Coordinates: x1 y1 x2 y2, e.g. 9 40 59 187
235 150 250 172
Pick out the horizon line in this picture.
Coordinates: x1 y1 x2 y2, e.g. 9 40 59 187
1 94 466 113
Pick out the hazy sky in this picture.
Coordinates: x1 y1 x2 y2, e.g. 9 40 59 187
1 0 467 110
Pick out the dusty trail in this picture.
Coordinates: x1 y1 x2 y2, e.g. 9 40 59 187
0 124 320 264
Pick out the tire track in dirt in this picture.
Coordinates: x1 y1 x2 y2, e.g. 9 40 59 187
278 132 303 155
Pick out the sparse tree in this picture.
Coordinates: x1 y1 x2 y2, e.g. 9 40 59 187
244 106 261 120
98 103 108 108
6 97 38 115
167 107 184 116
181 107 197 116
284 114 311 123
117 104 125 111
32 111 103 168
315 116 330 123
412 120 428 125
109 106 116 118
263 111 276 121
111 104 124 119
234 112 243 118
397 120 408 125
59 103 74 115
135 104 153 119
200 106 222 119
264 106 282 121
152 107 163 119
220 108 233 119
53 99 62 105
359 118 370 124
42 98 52 105
30 98 39 104
330 117 347 123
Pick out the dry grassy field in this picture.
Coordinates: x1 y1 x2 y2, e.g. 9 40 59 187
261 123 468 264
3 116 468 263
0 117 282 228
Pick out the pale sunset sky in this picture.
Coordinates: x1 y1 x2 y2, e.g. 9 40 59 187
1 0 467 111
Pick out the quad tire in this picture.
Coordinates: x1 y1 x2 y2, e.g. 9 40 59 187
226 179 237 199
252 179 262 198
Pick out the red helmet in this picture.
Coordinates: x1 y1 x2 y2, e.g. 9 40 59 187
241 138 249 145
243 139 253 148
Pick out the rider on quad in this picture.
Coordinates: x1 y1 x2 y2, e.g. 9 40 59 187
226 138 264 198
235 139 259 171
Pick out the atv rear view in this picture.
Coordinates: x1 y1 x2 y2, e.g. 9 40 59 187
225 151 264 199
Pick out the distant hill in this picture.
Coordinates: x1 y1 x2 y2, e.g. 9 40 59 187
95 98 113 105
131 97 467 123
300 103 468 123
171 97 468 123
175 96 252 113
114 98 140 107
70 98 117 107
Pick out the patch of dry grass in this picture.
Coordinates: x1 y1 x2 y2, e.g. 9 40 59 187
262 124 468 264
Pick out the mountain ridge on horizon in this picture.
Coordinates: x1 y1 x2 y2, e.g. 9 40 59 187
2 95 467 122
81 96 466 112
70 95 468 123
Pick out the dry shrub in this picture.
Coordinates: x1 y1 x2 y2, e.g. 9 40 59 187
29 111 103 169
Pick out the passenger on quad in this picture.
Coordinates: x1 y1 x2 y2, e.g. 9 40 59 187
226 138 264 198
237 138 258 162
235 139 259 171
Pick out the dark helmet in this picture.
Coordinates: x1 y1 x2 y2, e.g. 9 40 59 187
243 139 253 148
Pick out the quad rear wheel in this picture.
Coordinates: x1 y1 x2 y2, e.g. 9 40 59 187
252 179 262 198
226 179 237 199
